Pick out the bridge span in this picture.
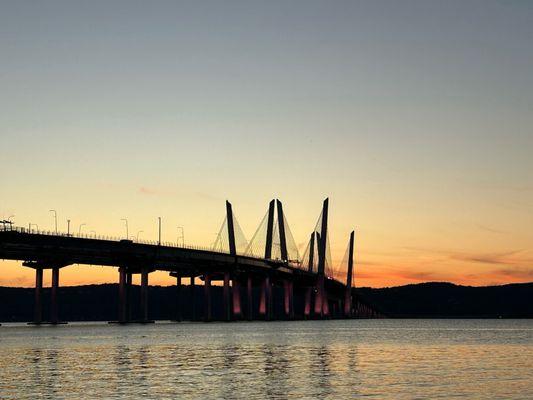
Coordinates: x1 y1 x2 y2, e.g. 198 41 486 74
0 198 382 324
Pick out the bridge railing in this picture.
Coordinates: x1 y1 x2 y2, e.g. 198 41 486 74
2 225 231 252
2 225 313 269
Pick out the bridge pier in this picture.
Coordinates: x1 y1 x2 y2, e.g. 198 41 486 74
232 275 242 319
50 267 60 324
323 291 330 317
291 282 295 319
283 280 294 319
223 271 231 321
126 271 133 321
247 274 253 321
344 290 352 318
190 275 196 321
140 267 152 323
118 267 127 323
175 273 182 322
259 276 272 320
314 275 329 318
34 267 43 324
304 287 312 319
266 275 273 320
314 276 323 317
25 263 67 325
204 273 212 322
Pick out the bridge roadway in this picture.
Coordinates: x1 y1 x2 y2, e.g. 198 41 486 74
0 228 305 276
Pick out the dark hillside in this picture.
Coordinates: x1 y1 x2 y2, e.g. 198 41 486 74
0 282 531 322
357 282 533 318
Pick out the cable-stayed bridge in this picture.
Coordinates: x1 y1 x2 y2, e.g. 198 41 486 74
0 198 383 324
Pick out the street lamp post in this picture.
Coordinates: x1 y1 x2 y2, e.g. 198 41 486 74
177 226 185 247
158 217 162 246
67 219 71 236
49 210 58 234
136 230 144 241
121 219 128 240
78 223 86 235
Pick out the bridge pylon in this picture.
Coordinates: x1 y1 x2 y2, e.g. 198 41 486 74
226 201 237 257
264 200 275 259
344 230 355 317
314 198 329 318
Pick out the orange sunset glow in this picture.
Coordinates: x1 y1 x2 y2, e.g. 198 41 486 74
1 1 532 289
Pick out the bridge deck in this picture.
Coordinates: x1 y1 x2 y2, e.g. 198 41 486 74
0 229 324 283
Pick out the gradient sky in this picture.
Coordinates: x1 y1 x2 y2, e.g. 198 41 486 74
1 1 532 288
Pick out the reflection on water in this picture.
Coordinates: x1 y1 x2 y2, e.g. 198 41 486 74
0 320 532 399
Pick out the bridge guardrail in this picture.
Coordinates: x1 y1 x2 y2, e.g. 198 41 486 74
1 225 311 267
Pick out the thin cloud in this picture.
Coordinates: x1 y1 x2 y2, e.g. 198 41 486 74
388 270 444 282
477 224 507 235
403 246 533 268
492 268 533 280
195 192 221 202
138 186 157 195
450 250 528 266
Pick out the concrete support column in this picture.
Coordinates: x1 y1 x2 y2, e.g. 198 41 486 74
265 275 272 321
259 279 266 317
118 267 127 323
232 277 242 318
175 274 182 322
247 274 253 321
140 268 149 322
223 271 231 321
344 290 352 318
323 291 330 317
313 275 329 318
314 275 324 317
34 268 43 324
204 273 211 322
304 287 312 319
190 275 196 321
126 272 132 321
289 281 294 319
50 267 60 324
283 280 290 318
282 280 294 319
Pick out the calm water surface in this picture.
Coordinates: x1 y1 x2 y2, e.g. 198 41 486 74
0 319 532 399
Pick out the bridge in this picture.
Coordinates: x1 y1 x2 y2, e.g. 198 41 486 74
0 198 382 324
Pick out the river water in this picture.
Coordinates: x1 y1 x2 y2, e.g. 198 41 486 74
0 319 531 399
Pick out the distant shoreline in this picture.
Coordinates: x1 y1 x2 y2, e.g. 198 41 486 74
1 281 531 322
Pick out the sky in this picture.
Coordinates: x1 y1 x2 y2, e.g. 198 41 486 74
1 1 532 288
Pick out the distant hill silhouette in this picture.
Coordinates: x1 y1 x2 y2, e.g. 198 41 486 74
357 282 533 318
0 282 531 322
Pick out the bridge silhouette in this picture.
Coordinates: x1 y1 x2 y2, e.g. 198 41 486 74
0 198 382 324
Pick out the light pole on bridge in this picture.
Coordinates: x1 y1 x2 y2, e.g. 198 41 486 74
136 230 144 241
49 210 58 234
158 217 162 246
177 226 184 246
78 223 86 235
121 219 128 240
